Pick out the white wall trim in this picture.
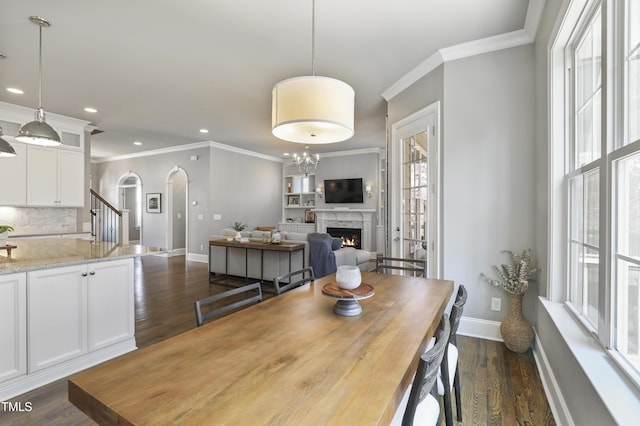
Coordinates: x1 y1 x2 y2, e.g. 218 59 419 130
208 141 282 162
458 316 503 341
532 331 576 426
318 147 382 158
187 253 208 263
92 140 283 164
382 0 546 101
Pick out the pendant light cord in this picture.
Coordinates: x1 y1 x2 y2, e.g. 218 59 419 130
311 0 315 76
38 23 43 108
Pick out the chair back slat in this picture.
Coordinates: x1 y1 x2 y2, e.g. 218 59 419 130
273 267 315 295
403 314 450 425
194 282 262 327
449 285 468 338
375 255 426 277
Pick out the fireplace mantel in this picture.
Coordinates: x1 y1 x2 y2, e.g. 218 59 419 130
313 209 376 251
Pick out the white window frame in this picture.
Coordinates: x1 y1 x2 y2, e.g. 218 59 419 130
550 0 640 386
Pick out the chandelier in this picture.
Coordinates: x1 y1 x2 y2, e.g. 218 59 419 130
271 0 354 144
293 151 319 176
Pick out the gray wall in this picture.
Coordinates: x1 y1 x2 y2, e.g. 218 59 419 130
387 46 536 324
94 144 282 255
443 45 536 323
208 146 282 235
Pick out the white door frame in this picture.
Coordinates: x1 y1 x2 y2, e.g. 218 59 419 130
116 171 143 245
390 101 442 278
165 166 190 256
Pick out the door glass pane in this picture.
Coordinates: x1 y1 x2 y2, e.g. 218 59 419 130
401 132 429 268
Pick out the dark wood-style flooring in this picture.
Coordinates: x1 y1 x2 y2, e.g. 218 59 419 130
0 255 555 425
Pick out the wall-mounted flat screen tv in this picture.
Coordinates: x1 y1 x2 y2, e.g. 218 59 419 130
324 178 364 203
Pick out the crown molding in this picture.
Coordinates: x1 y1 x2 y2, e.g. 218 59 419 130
382 0 546 101
91 140 282 164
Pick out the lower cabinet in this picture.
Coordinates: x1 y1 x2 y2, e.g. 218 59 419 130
27 258 134 373
0 273 27 382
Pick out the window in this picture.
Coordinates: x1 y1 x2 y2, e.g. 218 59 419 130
558 0 640 379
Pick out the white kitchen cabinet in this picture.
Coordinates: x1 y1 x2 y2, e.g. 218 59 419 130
26 146 84 207
27 258 134 373
87 259 134 351
28 264 87 373
0 273 26 382
0 142 27 206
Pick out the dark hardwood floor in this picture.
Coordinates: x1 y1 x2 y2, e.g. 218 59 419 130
0 255 555 425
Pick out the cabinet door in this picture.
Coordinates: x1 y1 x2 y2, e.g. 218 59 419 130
28 265 87 372
0 273 26 382
86 259 134 351
0 142 27 205
26 145 58 206
57 150 84 206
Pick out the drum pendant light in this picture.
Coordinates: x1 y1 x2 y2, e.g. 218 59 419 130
272 0 354 144
16 16 61 147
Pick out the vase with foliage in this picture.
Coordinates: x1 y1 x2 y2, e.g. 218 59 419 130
0 225 14 246
231 222 247 241
481 249 538 353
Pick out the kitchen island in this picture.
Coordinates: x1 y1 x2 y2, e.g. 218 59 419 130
0 238 164 400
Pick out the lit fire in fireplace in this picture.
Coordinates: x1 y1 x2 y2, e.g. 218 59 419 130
342 236 358 247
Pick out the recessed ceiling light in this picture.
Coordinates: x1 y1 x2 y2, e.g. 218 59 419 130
199 129 209 134
283 153 290 156
84 107 97 113
133 141 142 146
6 88 24 94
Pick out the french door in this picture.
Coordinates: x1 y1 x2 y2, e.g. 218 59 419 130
390 102 441 278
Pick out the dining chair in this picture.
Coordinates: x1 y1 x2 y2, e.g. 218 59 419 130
194 282 263 327
272 266 315 295
375 254 426 277
439 284 468 426
391 313 451 426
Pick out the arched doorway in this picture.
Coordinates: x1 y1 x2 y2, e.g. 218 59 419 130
166 167 189 256
117 172 143 244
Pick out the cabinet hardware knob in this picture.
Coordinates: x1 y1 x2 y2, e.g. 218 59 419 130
81 272 88 277
89 271 96 275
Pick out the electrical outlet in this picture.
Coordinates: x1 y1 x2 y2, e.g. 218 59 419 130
200 244 204 251
491 297 501 311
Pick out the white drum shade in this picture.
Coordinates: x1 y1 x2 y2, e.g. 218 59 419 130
272 76 354 144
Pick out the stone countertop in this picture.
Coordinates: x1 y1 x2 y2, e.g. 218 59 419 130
0 238 165 275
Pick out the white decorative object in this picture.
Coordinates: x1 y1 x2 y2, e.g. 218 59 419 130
0 231 8 246
336 265 361 290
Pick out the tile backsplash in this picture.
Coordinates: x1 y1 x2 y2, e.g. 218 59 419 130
0 207 77 235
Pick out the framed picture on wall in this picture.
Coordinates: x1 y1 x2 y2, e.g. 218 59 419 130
146 193 161 213
288 195 300 206
305 210 315 223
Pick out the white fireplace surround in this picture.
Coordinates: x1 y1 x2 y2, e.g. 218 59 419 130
313 209 376 251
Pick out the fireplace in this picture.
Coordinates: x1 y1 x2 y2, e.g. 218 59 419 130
327 227 362 249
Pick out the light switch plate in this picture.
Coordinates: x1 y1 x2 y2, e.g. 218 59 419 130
491 297 501 311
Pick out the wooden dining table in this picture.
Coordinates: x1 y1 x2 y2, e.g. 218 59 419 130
68 272 453 425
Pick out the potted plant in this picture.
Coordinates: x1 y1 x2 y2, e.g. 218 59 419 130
481 249 538 353
0 225 14 246
231 222 247 241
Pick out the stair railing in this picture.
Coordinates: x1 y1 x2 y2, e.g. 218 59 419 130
90 189 128 245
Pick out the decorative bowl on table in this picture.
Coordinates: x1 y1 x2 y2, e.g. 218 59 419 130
336 265 362 290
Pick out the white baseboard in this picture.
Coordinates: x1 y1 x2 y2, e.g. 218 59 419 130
0 338 136 401
187 253 208 263
458 316 503 341
532 332 575 426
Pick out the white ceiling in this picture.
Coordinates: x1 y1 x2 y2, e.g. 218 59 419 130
0 0 530 160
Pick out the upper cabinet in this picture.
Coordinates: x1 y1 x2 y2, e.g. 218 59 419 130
0 101 89 207
27 146 84 207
